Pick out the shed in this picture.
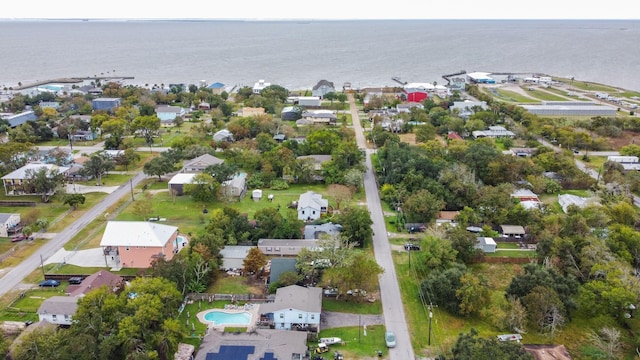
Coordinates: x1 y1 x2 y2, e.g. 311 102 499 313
252 189 263 201
168 173 197 196
475 237 497 253
500 225 526 237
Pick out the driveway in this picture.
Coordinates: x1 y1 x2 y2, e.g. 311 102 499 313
321 311 384 330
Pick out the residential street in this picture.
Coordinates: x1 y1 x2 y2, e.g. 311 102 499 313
0 171 148 297
349 94 417 360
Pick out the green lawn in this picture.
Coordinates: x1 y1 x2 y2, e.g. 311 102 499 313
322 298 382 315
316 325 388 358
484 250 536 258
522 88 570 101
487 88 540 103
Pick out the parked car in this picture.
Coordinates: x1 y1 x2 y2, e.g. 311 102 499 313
39 280 60 287
68 277 83 285
404 243 420 251
11 234 27 242
323 288 338 297
385 331 396 348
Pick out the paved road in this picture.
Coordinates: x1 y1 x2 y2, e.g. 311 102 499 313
0 171 148 297
349 94 416 360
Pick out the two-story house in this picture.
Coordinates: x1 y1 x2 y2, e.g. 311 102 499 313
259 285 322 333
100 221 180 268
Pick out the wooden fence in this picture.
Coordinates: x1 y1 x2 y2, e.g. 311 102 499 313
0 200 36 207
186 293 273 303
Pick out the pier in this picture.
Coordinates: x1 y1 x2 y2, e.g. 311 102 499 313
13 76 135 90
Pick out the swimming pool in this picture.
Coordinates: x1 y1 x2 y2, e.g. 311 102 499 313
174 235 188 247
203 311 252 326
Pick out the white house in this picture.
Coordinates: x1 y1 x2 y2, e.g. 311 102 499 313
297 191 328 221
156 105 186 125
37 296 78 326
259 285 322 332
0 213 21 237
253 79 271 94
213 129 234 142
475 237 497 253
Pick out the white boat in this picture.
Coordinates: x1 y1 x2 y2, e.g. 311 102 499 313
319 337 342 345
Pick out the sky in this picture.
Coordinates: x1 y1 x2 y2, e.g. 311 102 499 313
1 0 638 20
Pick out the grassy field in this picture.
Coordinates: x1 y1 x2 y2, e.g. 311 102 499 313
522 87 570 101
322 298 382 315
315 325 388 358
487 88 540 103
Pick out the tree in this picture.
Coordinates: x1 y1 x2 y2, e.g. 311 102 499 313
321 251 383 302
24 167 63 202
328 184 354 210
420 265 466 314
143 156 176 181
11 324 67 360
243 247 267 274
451 328 534 360
184 173 220 203
81 153 115 186
131 115 161 148
334 206 373 247
132 192 153 220
447 227 481 264
63 193 86 209
587 327 623 360
416 236 458 273
403 189 445 223
523 286 565 335
456 272 491 316
114 148 140 170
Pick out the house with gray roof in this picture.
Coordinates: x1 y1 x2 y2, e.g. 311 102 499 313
67 270 123 297
1 110 37 128
156 105 186 125
37 296 78 326
259 285 322 333
218 245 253 270
195 329 307 360
181 154 224 173
213 129 234 142
304 223 342 240
297 191 328 221
222 172 247 201
258 239 320 256
267 258 298 285
312 79 335 98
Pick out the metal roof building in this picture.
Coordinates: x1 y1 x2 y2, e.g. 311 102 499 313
521 104 617 116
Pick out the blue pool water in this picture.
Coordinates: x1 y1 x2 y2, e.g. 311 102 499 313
203 311 251 325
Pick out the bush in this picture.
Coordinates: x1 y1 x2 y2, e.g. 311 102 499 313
22 208 41 226
246 174 266 189
269 179 289 190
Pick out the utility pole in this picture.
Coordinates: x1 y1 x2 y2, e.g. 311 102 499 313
130 179 135 201
40 254 45 278
428 303 438 346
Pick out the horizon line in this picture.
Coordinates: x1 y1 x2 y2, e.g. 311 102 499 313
0 17 637 21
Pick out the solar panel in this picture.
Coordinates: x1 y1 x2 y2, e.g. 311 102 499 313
206 345 255 360
259 352 278 360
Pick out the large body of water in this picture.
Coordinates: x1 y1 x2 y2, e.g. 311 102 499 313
0 20 639 91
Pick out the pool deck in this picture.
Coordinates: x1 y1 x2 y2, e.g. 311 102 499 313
197 303 261 332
